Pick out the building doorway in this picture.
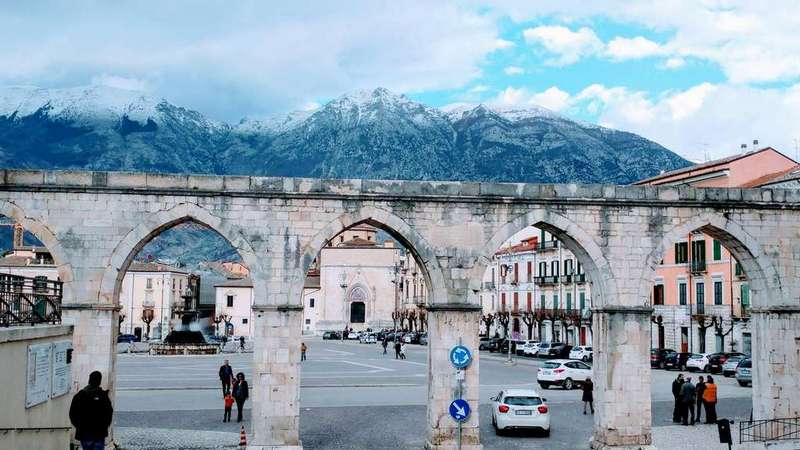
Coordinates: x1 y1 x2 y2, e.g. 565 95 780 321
350 301 366 323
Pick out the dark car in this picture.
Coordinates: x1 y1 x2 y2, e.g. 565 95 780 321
708 352 746 374
322 331 341 340
650 348 676 368
547 343 571 358
664 352 692 371
487 338 508 353
419 333 428 346
117 334 139 344
479 337 492 351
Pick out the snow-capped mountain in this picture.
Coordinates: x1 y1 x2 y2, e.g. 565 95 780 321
0 85 690 184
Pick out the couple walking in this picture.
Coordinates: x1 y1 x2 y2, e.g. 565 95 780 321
219 359 249 423
672 373 718 425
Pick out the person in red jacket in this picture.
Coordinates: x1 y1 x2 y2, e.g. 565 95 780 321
223 393 234 422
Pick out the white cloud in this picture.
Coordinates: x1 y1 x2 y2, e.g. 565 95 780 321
530 86 570 111
301 101 321 111
90 74 149 92
0 2 502 120
504 66 524 75
523 25 603 65
663 57 686 69
605 36 663 60
468 85 490 93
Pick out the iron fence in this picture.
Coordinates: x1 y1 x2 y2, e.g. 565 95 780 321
0 273 63 326
740 417 800 443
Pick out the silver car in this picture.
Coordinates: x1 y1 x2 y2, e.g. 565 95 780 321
735 357 752 386
722 355 746 377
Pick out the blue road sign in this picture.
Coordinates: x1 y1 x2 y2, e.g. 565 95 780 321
449 399 471 422
449 345 472 369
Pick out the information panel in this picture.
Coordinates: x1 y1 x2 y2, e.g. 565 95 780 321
26 343 52 408
51 340 72 398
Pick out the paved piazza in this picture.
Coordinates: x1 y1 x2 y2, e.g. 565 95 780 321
115 338 752 449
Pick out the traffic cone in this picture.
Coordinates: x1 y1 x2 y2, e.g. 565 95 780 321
239 425 247 447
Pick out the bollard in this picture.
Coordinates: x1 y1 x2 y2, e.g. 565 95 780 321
717 418 733 450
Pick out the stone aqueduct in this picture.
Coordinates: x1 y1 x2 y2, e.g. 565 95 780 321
1 168 799 449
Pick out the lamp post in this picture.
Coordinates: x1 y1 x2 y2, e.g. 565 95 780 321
213 315 223 336
339 272 348 341
141 308 154 341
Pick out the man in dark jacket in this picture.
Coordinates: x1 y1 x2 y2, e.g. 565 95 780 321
695 376 706 424
69 371 113 450
671 373 684 423
679 376 696 425
219 359 234 397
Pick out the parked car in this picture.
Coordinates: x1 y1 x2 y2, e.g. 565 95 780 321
536 342 551 357
515 340 538 356
539 342 570 358
735 357 752 386
117 334 139 344
650 348 676 368
403 332 420 344
479 337 492 351
686 353 713 372
359 333 377 344
722 355 747 377
347 331 359 340
569 346 593 362
491 389 550 436
537 359 592 390
205 335 225 345
520 341 541 357
663 352 692 371
488 338 507 353
419 333 428 346
322 331 341 340
708 352 746 374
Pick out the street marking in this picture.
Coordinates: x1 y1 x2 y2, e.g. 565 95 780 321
340 360 393 372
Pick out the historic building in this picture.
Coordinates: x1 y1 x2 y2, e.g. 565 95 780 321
214 224 427 336
118 262 194 341
479 226 593 346
635 146 799 355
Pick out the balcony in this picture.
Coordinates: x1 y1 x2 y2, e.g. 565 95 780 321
0 274 63 327
561 273 587 284
481 282 495 290
534 276 559 285
690 259 707 273
536 240 559 252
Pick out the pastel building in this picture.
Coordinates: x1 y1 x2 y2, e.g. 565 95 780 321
635 147 799 355
118 262 192 340
213 277 256 337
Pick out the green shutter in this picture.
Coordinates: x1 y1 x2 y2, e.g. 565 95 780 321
579 292 585 311
713 240 722 261
679 283 687 305
566 293 572 311
540 294 546 310
741 284 750 305
553 294 559 310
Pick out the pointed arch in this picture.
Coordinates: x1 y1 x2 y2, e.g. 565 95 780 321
99 203 264 304
0 199 75 302
640 212 780 306
291 206 447 307
476 207 616 307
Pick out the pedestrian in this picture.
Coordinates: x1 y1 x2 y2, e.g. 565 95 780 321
679 376 695 425
232 372 249 423
671 373 685 423
695 376 706 424
239 336 246 352
69 371 113 450
382 339 388 355
400 342 407 360
223 392 234 423
219 359 234 397
582 377 594 414
301 342 307 361
394 340 401 359
703 375 718 424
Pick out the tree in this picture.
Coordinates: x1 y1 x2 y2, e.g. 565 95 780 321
408 309 418 332
481 313 496 337
544 309 558 341
521 311 536 340
713 316 734 351
534 309 547 340
391 310 402 331
651 315 665 349
418 310 427 333
141 309 154 340
118 313 125 334
694 315 715 353
497 311 510 338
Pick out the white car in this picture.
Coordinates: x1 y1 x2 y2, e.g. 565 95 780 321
569 346 593 362
537 359 592 390
514 340 537 355
359 333 377 344
521 341 541 356
491 388 550 436
347 331 359 340
686 353 712 372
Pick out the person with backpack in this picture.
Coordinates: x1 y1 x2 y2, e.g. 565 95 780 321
582 377 594 414
69 371 113 450
232 372 249 423
703 376 718 423
679 376 696 425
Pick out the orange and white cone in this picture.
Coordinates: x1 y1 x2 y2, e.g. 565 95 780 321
239 425 247 447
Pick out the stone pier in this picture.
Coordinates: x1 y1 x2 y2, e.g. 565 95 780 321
591 307 654 449
751 307 800 423
425 304 483 450
249 305 303 450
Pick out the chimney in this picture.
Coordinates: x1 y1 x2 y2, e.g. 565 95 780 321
12 223 24 250
753 139 759 149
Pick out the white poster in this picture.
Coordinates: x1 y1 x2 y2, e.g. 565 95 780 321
26 343 52 408
51 340 72 398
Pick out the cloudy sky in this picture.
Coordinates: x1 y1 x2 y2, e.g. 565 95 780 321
2 1 799 161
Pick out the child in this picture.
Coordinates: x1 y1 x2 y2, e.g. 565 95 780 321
223 392 234 422
400 342 407 360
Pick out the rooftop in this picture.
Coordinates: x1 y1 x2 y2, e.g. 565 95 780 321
214 277 252 288
128 261 188 274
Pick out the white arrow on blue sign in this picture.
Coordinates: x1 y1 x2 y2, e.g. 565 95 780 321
449 345 472 369
449 398 471 422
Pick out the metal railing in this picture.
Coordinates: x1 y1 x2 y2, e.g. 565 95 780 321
534 276 559 285
481 282 495 290
0 274 63 327
562 273 587 283
536 240 559 251
690 259 707 273
740 417 800 443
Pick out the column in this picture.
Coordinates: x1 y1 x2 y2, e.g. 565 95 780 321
249 305 303 450
591 306 654 450
425 304 483 450
61 303 120 449
751 306 800 437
